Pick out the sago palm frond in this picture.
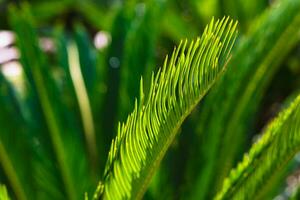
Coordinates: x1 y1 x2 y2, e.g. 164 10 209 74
184 0 300 198
0 73 31 200
7 5 93 199
215 94 300 200
9 8 77 199
94 17 238 200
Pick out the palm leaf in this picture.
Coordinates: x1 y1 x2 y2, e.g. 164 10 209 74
73 24 97 95
94 17 238 200
9 5 92 199
9 7 76 199
182 0 300 198
215 94 300 200
0 72 34 200
66 41 98 171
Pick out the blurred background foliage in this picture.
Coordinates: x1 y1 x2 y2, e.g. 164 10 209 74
0 0 300 199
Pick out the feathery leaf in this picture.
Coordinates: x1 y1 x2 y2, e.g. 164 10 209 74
216 94 300 200
96 17 238 200
184 0 300 198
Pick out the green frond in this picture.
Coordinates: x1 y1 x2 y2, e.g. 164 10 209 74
9 7 76 199
215 94 300 200
0 72 33 200
67 42 98 170
8 5 93 199
96 17 238 200
183 0 300 198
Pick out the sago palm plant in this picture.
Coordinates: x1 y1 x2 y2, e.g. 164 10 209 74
1 0 300 199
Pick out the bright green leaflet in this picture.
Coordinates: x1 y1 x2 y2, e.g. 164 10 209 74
216 94 300 200
94 17 238 200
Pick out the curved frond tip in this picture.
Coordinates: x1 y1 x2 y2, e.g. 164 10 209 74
95 16 238 200
215 94 300 200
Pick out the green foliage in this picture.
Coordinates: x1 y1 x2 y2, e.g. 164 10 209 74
0 0 300 200
216 94 300 200
182 1 300 199
8 5 92 200
98 17 237 200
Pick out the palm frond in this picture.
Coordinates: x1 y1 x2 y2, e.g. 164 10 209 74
94 17 238 200
0 72 33 200
67 41 97 170
9 7 76 199
183 0 300 198
53 25 98 169
215 94 300 200
73 24 97 95
9 5 93 199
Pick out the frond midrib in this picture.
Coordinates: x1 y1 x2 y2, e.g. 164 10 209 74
99 17 238 200
134 64 229 199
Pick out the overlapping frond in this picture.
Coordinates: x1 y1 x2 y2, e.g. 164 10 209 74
95 17 238 200
8 5 93 199
184 0 300 198
215 94 300 200
0 73 33 200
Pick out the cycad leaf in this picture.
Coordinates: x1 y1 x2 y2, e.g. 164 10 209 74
216 94 300 200
0 72 33 200
9 5 92 199
95 17 238 200
9 8 76 199
184 0 300 198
